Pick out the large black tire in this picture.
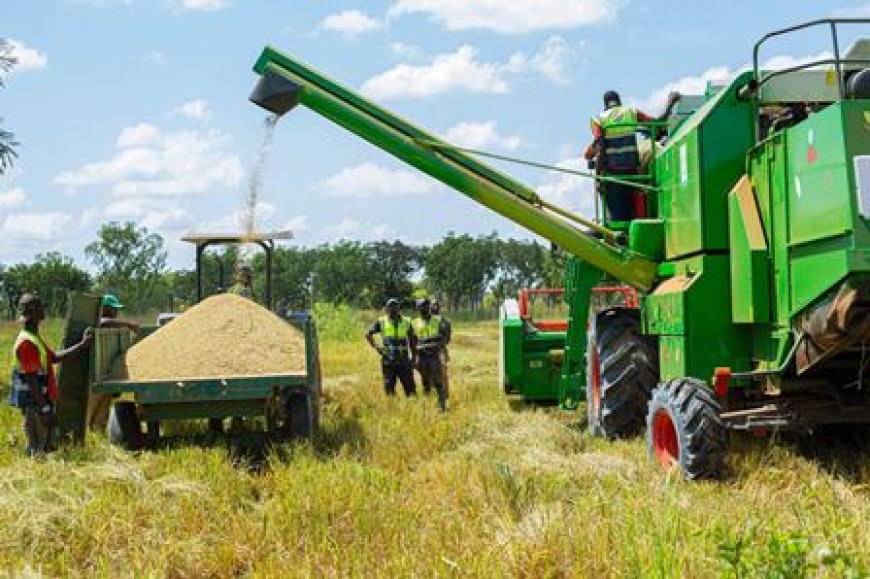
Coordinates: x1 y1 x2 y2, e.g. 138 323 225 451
646 377 727 480
586 308 658 438
108 401 145 451
280 393 314 440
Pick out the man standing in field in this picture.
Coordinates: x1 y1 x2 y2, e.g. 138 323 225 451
87 293 140 432
9 293 92 456
366 298 417 397
430 299 452 400
413 298 448 412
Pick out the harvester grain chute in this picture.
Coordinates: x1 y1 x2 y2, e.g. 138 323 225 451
251 18 870 478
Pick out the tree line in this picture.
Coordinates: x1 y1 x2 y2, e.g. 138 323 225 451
0 222 565 318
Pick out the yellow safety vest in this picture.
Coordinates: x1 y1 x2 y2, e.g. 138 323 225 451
380 315 411 350
593 105 640 171
413 315 442 352
9 330 49 406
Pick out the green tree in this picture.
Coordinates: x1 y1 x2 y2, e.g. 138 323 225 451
423 232 499 310
310 241 377 307
85 222 167 312
0 38 19 174
255 246 313 312
491 238 547 304
366 240 420 307
1 252 91 317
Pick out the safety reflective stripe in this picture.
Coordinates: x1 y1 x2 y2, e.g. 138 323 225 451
11 331 48 397
380 316 411 349
596 107 640 171
413 315 442 349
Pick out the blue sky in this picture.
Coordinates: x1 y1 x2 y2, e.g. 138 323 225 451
2 0 870 268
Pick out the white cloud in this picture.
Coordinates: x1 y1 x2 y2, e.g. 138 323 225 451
362 36 575 100
529 35 574 86
444 120 524 151
834 3 870 17
630 52 832 112
0 212 72 243
281 215 309 233
536 156 595 216
318 162 440 198
169 0 230 12
388 0 620 34
116 123 161 148
54 126 244 197
362 46 510 100
0 187 26 208
321 218 396 242
5 39 47 75
174 99 211 120
321 9 384 38
145 51 167 66
390 42 425 61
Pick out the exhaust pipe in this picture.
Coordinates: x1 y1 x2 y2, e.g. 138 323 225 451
249 71 303 116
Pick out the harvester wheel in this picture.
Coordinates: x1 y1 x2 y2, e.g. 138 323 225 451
646 377 727 479
108 402 145 451
586 308 658 438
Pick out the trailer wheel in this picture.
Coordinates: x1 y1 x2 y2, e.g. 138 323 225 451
108 401 145 451
586 308 658 438
279 393 314 439
646 377 727 479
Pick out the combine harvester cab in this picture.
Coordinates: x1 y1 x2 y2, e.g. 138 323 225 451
249 18 870 479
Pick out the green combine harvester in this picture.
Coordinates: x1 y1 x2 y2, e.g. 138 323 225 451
251 19 870 478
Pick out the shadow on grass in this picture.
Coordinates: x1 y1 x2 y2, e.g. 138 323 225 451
140 402 370 473
788 425 870 481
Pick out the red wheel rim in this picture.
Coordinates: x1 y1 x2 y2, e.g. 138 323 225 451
652 410 679 468
591 344 601 413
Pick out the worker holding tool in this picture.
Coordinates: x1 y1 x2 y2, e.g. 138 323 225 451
584 90 681 222
412 298 448 412
87 293 139 432
9 293 92 457
366 298 417 397
228 264 254 299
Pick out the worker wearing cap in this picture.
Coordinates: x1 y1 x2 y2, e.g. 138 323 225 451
87 294 140 432
228 265 254 299
430 299 452 400
9 293 92 456
366 298 417 397
412 298 448 412
584 90 681 222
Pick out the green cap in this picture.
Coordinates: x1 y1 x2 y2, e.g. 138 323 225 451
101 294 124 310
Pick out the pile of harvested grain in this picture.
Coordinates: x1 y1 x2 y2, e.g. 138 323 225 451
116 293 306 380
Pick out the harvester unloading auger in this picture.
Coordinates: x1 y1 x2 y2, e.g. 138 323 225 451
252 19 870 478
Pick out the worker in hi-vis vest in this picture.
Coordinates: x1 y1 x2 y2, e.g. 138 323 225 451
9 293 92 457
430 299 451 399
366 298 418 397
412 298 448 412
584 89 681 222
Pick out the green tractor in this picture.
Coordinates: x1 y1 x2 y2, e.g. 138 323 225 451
250 19 870 478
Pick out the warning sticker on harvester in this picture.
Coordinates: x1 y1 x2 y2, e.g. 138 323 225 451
853 155 870 219
679 143 688 186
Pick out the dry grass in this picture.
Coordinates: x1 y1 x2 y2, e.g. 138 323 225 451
0 317 869 576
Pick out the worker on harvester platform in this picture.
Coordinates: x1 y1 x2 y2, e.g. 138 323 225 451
88 293 140 432
366 298 417 397
584 90 681 222
412 298 448 412
9 293 92 457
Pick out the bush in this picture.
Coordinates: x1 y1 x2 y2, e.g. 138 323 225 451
312 302 367 342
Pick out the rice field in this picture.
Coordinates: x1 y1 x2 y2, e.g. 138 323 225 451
0 316 870 576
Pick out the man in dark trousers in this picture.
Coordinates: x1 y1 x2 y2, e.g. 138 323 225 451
366 298 417 397
430 299 452 400
9 293 92 456
412 298 447 412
